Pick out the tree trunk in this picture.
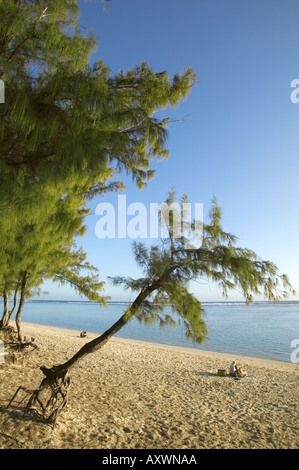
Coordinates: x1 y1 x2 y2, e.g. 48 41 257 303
7 264 181 425
15 271 28 343
41 286 152 378
7 284 156 426
6 288 18 327
0 293 9 329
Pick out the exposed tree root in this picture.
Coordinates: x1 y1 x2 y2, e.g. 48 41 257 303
0 325 18 344
0 431 23 447
7 368 71 427
8 340 38 351
0 326 38 365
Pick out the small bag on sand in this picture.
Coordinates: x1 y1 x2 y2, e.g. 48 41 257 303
217 369 227 377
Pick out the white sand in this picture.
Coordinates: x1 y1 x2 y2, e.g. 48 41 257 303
0 322 298 449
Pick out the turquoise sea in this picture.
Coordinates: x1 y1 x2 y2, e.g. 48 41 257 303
9 300 299 364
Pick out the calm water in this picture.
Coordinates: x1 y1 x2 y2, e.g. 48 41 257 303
10 300 299 363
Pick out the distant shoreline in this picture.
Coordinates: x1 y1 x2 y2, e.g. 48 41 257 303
21 299 299 304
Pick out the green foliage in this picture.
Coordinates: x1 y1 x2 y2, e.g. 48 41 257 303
0 1 195 309
110 192 294 345
1 2 292 346
50 244 107 303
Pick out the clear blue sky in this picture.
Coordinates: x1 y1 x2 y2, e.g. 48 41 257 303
43 0 299 301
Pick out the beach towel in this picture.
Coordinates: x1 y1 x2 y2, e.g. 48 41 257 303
228 373 249 380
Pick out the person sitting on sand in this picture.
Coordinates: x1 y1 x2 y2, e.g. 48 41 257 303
229 361 237 376
229 361 246 377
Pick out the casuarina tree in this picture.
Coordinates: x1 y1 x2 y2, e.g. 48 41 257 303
7 193 294 426
0 0 195 327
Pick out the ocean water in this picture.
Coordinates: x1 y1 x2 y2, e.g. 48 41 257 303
9 300 299 364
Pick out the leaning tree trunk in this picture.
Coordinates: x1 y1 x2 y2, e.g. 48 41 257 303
0 293 9 329
15 270 28 343
7 284 155 426
6 288 18 327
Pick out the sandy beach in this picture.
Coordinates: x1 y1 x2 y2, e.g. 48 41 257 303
0 321 298 449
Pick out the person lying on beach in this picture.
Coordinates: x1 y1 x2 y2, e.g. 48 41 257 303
229 361 247 377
